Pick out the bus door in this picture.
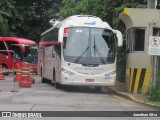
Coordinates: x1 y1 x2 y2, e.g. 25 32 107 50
44 46 53 79
54 43 61 82
9 44 23 67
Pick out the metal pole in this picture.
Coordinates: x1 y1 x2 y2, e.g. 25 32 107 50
151 55 154 91
148 23 153 92
156 56 160 88
153 55 157 87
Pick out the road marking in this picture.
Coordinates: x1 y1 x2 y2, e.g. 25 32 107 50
113 95 136 104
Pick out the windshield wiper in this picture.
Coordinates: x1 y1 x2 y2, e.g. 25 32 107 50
74 46 89 63
93 36 106 64
74 32 90 63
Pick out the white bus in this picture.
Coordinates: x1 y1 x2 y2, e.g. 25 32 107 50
38 15 123 90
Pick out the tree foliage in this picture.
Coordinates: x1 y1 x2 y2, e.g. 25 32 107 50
0 0 148 41
59 0 147 28
0 0 18 36
0 0 61 42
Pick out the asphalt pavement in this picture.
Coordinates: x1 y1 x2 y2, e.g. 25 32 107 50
0 75 160 120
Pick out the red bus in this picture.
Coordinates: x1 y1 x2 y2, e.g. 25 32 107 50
0 37 38 75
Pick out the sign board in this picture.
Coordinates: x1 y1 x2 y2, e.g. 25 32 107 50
148 36 160 55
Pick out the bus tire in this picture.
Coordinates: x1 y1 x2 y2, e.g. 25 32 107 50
41 77 46 83
95 86 102 92
46 79 52 84
55 82 61 89
53 69 61 89
41 68 46 83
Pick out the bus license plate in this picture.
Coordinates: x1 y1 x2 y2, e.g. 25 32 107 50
85 79 94 82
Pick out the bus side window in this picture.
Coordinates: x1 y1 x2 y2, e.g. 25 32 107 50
0 41 8 55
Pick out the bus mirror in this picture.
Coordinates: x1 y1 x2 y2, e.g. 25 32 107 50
114 30 123 47
19 45 25 53
63 37 67 49
38 42 44 49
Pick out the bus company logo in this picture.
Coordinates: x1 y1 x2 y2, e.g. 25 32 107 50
74 67 104 71
84 21 96 25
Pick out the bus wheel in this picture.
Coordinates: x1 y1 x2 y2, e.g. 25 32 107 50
41 77 46 83
46 79 51 84
55 82 61 89
53 70 61 89
41 68 46 83
95 86 102 92
2 64 9 76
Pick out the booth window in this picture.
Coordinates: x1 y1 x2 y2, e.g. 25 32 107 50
153 28 160 36
127 28 145 52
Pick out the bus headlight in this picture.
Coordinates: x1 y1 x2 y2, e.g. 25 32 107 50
62 68 75 75
105 71 116 80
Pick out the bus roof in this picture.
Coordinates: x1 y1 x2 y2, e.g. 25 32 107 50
41 15 112 36
60 15 112 29
0 37 36 45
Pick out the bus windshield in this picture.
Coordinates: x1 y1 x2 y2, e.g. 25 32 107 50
9 45 23 60
63 27 116 65
23 45 38 63
9 44 38 63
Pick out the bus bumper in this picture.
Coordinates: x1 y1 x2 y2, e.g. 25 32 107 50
61 73 116 87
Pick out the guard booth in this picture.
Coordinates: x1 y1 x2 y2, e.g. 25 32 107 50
119 8 160 93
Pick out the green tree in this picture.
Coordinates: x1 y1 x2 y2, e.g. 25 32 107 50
58 0 105 20
15 0 61 42
0 0 61 42
0 0 20 36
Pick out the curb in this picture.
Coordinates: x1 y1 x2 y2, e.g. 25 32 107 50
109 87 160 109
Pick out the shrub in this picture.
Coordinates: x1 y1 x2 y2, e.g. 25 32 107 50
148 86 160 102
